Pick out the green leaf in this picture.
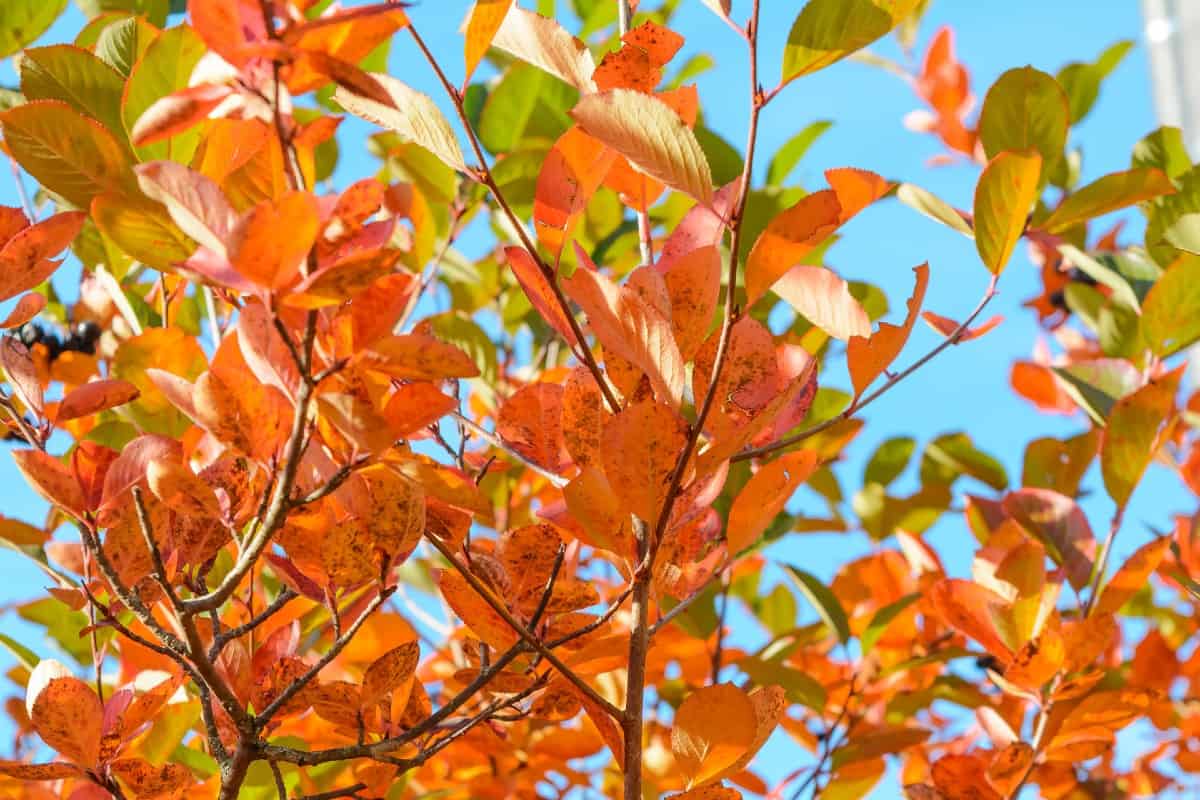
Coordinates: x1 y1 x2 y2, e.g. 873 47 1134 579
1058 244 1141 311
784 565 850 644
919 432 1007 491
767 120 833 186
0 0 69 58
122 24 207 162
1055 40 1131 123
0 632 39 671
1051 359 1141 425
668 53 715 88
1101 370 1180 509
1 99 134 208
479 64 575 154
781 0 919 84
897 183 973 237
1141 253 1200 356
1040 168 1175 234
755 583 798 637
20 45 128 138
978 66 1069 177
94 16 159 77
864 436 915 487
695 124 743 186
738 655 826 712
1132 126 1191 179
860 592 920 656
76 0 169 26
91 192 195 271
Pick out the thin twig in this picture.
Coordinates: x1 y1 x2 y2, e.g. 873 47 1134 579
735 275 1000 461
453 411 568 488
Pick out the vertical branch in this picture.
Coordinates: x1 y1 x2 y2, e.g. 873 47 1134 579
622 4 765 796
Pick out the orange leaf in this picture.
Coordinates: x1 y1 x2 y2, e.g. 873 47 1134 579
593 20 684 92
973 150 1041 274
663 245 721 361
847 264 929 398
666 787 742 799
13 450 85 520
1096 536 1169 616
146 458 220 518
109 758 193 798
601 398 688 526
383 382 458 437
1009 362 1075 414
437 569 518 652
827 167 893 222
671 683 758 787
131 83 230 146
27 660 102 767
534 127 616 257
565 248 685 408
504 246 579 347
928 578 1015 662
361 641 420 710
0 211 85 302
770 265 871 341
921 310 1002 342
744 189 841 304
0 760 83 780
726 450 818 554
1003 488 1095 592
56 379 140 422
229 191 320 290
464 0 515 83
0 337 43 417
560 367 609 468
497 382 567 472
363 334 481 380
0 293 47 328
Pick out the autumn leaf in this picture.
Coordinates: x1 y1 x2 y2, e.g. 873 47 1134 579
601 398 688 526
26 659 102 767
744 189 841 304
973 150 1041 274
491 7 597 93
464 0 515 83
0 211 86 301
727 450 818 554
565 250 686 408
671 684 758 787
1101 368 1180 509
847 264 929 398
55 379 139 422
571 89 713 203
334 74 468 173
769 265 871 340
1003 489 1096 592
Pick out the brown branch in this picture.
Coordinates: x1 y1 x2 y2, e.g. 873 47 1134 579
261 641 528 766
735 274 1000 461
209 588 298 661
405 23 621 415
254 587 395 728
621 4 766 796
424 532 622 719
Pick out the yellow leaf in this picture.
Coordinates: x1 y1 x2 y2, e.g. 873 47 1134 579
463 0 514 83
571 89 713 203
973 150 1041 274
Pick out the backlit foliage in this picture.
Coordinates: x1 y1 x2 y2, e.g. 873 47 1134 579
0 1 1196 799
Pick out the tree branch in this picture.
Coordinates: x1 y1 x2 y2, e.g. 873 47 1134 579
735 275 1000 461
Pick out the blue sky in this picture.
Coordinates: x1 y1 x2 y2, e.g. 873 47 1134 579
0 0 1191 796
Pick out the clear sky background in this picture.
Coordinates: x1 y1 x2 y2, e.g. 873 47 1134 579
0 1 1191 797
